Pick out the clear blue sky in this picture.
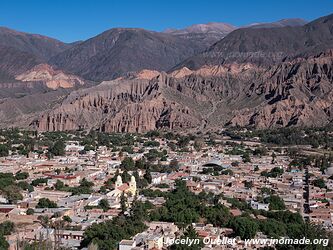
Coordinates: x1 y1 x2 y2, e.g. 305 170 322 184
1 0 332 43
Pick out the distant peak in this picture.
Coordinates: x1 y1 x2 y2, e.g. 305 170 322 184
164 22 237 35
244 18 308 29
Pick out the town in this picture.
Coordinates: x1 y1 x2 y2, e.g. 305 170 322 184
0 127 332 249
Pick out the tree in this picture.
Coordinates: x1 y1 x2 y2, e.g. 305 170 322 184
229 217 258 239
49 140 65 156
177 136 190 148
121 171 131 183
0 221 15 235
267 195 285 211
17 181 34 192
120 192 127 214
259 219 287 238
3 185 23 204
63 215 72 223
71 178 94 195
0 144 9 157
135 159 145 169
54 180 65 190
99 186 107 194
99 199 110 212
260 187 274 195
143 170 152 184
120 157 135 171
204 204 231 227
0 234 9 250
80 178 94 188
313 178 326 189
253 147 268 157
36 198 58 208
261 167 283 178
143 141 160 147
242 152 251 163
15 172 29 180
31 178 48 186
26 208 34 215
243 181 253 189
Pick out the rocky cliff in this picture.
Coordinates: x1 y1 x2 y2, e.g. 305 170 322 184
228 50 333 128
16 64 84 90
28 50 333 132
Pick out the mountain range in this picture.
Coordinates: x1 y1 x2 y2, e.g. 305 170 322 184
0 15 332 133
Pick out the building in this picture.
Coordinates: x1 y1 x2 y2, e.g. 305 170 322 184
250 201 269 211
107 175 137 198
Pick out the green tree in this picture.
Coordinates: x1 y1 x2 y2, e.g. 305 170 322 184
0 144 9 157
3 185 23 204
266 195 286 211
99 199 110 212
203 204 231 227
242 152 251 163
15 172 29 180
120 192 127 214
54 180 65 190
49 140 65 156
229 217 258 239
36 198 58 208
244 181 253 189
313 178 326 189
0 221 15 235
26 208 34 215
99 186 107 194
0 234 9 249
259 219 286 238
17 181 34 192
31 178 48 186
63 215 72 223
143 170 152 184
143 141 160 147
120 157 135 171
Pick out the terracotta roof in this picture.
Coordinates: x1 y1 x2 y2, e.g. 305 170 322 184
197 230 209 237
230 208 242 216
118 183 129 192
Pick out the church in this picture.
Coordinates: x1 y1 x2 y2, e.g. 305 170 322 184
107 175 137 198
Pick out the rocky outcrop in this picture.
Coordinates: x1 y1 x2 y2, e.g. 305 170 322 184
30 60 264 132
16 64 84 90
228 51 333 127
32 74 203 132
33 50 333 132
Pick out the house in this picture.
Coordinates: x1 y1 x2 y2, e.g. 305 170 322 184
250 201 269 211
119 240 136 250
151 172 167 185
147 234 163 249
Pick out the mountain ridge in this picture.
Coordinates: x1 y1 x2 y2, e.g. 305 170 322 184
0 14 332 132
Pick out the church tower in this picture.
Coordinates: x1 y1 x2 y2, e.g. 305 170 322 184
115 175 123 188
129 175 137 195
